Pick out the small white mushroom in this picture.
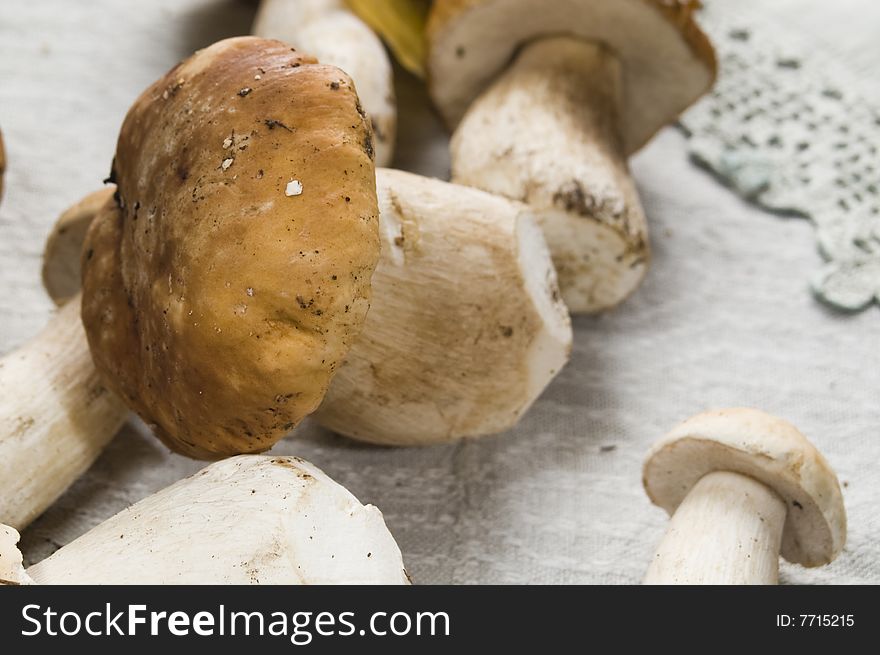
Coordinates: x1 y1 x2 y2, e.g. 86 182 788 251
253 0 397 166
0 298 127 530
1 455 409 585
642 408 847 584
427 0 717 313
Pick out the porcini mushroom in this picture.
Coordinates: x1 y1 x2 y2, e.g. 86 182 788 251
42 170 571 446
1 455 409 584
642 408 847 584
81 36 380 459
427 0 717 313
253 0 397 166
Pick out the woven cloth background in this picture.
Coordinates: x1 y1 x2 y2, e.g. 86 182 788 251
682 0 880 312
0 0 877 583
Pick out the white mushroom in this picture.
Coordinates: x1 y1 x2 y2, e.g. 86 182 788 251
253 0 397 166
1 455 409 585
40 171 571 447
427 0 716 313
642 408 847 584
0 298 127 530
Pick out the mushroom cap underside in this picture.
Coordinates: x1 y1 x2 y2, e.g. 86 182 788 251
427 0 716 155
643 408 846 567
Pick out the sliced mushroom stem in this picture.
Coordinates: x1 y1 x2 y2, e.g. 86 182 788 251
0 296 128 530
253 0 397 166
451 36 648 314
316 168 571 444
644 471 786 585
2 455 409 585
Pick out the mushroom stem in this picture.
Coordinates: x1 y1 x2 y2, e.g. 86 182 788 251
644 471 787 585
451 36 648 314
7 455 408 585
0 296 127 530
316 168 571 444
252 0 396 166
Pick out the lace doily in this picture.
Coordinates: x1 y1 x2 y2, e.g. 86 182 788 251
682 4 880 311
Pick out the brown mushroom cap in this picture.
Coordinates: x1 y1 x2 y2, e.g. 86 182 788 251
427 0 717 155
643 408 847 567
81 37 380 459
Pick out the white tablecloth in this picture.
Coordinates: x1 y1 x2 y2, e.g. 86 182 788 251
1 0 877 583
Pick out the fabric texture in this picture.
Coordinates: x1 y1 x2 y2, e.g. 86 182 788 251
0 0 876 583
682 0 880 312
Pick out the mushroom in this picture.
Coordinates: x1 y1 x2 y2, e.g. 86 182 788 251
426 0 717 313
81 36 380 459
642 408 847 584
13 41 382 527
41 170 571 446
252 0 397 166
0 455 409 584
